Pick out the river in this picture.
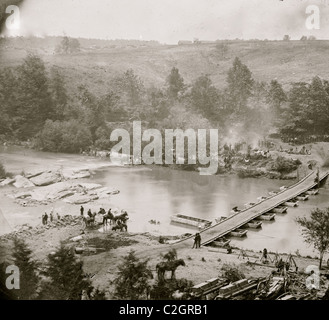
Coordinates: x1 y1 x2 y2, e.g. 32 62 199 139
0 146 328 257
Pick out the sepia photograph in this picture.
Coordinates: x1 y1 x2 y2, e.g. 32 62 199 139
0 0 329 306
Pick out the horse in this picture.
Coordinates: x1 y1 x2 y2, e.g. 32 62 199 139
83 212 97 228
112 223 127 232
100 209 115 228
113 210 129 224
156 259 185 282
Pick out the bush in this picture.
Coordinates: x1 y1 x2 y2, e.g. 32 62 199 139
266 156 300 175
113 251 153 300
0 162 6 179
150 278 194 300
35 119 92 153
0 161 11 179
94 126 112 150
221 263 245 282
236 168 263 178
39 242 94 300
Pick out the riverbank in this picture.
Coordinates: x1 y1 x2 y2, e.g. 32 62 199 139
3 138 328 181
0 220 328 299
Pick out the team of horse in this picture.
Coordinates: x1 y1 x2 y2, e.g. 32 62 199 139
82 208 129 231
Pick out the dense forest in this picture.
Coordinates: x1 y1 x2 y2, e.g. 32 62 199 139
1 50 329 156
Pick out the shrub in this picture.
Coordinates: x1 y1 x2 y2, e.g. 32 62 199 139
39 242 94 300
266 156 300 175
236 168 263 178
150 278 194 300
221 263 245 282
113 251 153 300
35 119 92 153
0 162 6 179
0 161 11 179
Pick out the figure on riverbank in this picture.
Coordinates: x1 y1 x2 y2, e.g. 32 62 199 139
42 212 48 225
83 211 97 228
49 212 53 222
102 208 114 227
192 233 201 248
262 248 268 263
80 206 84 216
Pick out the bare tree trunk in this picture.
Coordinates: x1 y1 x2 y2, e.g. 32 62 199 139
319 251 323 270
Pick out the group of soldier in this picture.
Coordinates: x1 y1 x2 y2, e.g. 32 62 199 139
41 210 60 225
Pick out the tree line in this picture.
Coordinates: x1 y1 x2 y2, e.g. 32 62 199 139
1 54 329 154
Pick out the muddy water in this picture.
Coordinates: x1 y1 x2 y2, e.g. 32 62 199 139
0 146 328 257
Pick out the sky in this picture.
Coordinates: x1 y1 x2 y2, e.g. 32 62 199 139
2 0 329 43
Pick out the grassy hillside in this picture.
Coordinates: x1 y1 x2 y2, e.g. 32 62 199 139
1 37 329 94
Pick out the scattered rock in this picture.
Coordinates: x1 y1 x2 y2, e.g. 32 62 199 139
25 169 46 179
13 175 35 188
78 183 102 191
29 171 62 186
62 169 91 180
14 191 32 199
96 187 120 198
64 193 99 204
0 177 15 187
48 189 75 200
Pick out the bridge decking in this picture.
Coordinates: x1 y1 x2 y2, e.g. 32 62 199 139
176 170 328 247
134 170 328 259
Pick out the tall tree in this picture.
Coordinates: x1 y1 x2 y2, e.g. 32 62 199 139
0 67 19 135
267 79 287 113
113 69 145 120
15 54 53 138
76 85 107 139
49 66 69 121
308 76 329 135
226 57 254 114
190 75 221 120
279 82 310 138
296 207 329 269
166 67 185 100
40 242 93 300
141 87 170 125
11 237 40 299
113 251 153 300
